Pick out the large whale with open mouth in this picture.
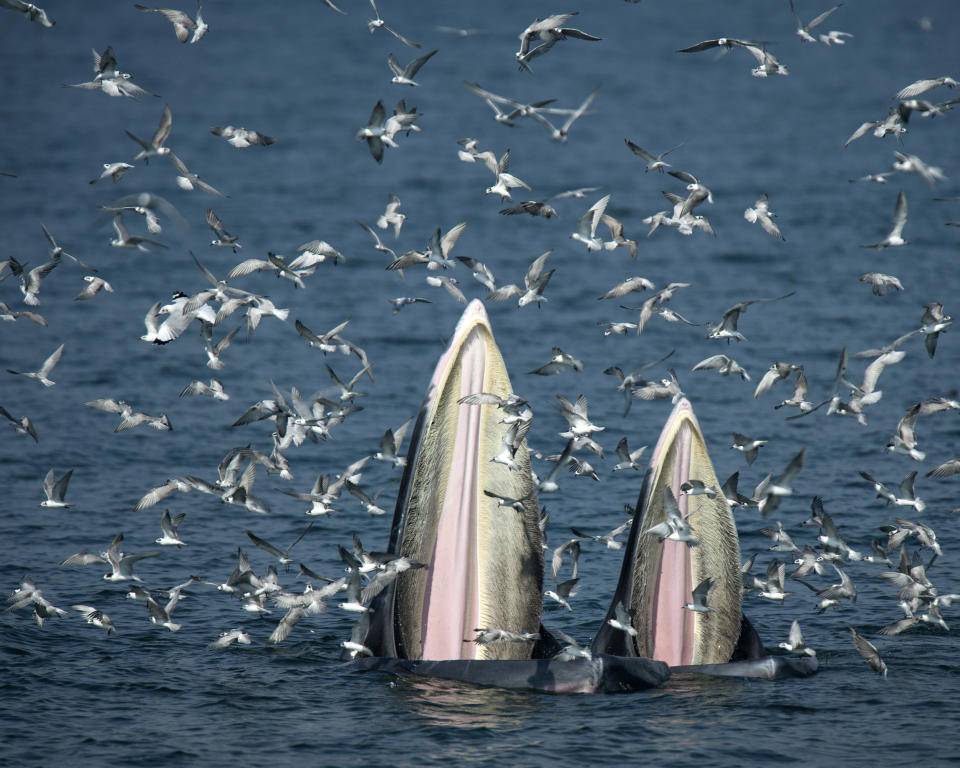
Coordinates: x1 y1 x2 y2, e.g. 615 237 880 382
351 300 816 692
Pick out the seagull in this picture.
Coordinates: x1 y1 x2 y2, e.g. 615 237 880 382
598 276 655 300
758 447 807 517
66 48 156 98
84 397 172 432
7 578 66 627
0 0 54 27
180 377 229 401
624 139 682 172
612 437 647 471
356 101 390 164
606 601 638 637
110 214 167 252
471 628 540 645
680 480 717 498
683 578 715 612
529 346 583 376
919 302 951 358
360 556 425 603
486 249 554 307
570 194 610 251
849 627 887 677
40 467 73 508
819 29 852 44
376 193 405 238
759 520 799 553
631 369 685 404
892 151 946 187
156 509 187 547
706 292 795 342
210 125 275 148
205 208 242 251
927 459 960 479
859 471 925 513
516 12 601 71
788 0 842 42
374 418 412 467
550 186 601 200
886 403 925 461
169 152 226 197
556 394 604 438
529 85 599 142
644 489 698 546
246 524 313 568
544 578 579 611
126 104 173 163
60 533 161 582
72 604 116 634
7 343 63 387
90 162 134 184
859 272 903 296
387 49 437 86
0 405 38 442
499 200 557 218
75 276 114 301
754 362 802 398
730 433 767 465
862 191 908 248
757 559 792 602
367 0 420 48
484 148 532 201
459 391 533 426
483 488 531 513
895 76 958 100
744 193 785 240
849 172 893 184
571 520 631 550
551 537 581 581
146 588 184 632
39 222 97 271
779 619 816 656
99 203 163 235
692 354 751 381
341 612 374 658
134 2 206 44
678 38 788 77
208 628 252 649
358 220 398 264
227 252 309 288
9 254 60 306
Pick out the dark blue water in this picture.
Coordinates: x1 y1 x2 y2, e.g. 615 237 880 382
2 1 959 765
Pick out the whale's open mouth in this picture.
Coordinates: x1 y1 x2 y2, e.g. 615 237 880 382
370 300 542 661
593 399 743 666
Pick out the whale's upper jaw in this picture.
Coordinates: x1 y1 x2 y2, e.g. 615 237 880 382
368 300 543 661
594 398 742 666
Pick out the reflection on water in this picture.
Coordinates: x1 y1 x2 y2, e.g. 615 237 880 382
391 674 545 730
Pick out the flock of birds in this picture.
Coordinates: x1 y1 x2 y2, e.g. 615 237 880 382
2 0 958 684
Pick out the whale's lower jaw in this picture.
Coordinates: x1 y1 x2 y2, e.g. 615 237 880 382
379 301 543 661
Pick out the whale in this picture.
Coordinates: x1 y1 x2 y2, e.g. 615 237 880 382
352 300 816 691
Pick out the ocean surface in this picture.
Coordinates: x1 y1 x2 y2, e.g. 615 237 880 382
2 1 959 765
